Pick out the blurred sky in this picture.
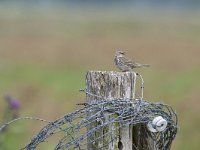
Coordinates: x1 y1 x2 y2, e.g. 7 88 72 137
1 0 200 9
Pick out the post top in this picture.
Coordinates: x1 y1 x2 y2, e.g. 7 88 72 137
87 70 137 75
86 70 136 100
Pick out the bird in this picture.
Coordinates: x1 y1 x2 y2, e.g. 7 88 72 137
114 50 150 72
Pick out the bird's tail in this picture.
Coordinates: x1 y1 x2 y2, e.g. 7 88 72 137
141 64 150 67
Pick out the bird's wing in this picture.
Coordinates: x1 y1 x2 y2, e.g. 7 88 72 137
120 56 135 67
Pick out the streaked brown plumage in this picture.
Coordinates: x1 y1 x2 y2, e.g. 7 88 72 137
114 50 150 72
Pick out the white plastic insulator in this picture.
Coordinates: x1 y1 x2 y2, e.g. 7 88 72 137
147 116 168 133
147 122 157 133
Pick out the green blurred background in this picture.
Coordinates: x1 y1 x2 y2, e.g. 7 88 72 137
0 1 200 149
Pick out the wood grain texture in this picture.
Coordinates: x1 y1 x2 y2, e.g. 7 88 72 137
86 71 136 150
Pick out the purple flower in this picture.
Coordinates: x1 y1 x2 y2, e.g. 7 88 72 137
5 94 21 109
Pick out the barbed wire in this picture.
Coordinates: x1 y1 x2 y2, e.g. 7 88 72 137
0 97 177 150
0 117 51 132
0 73 178 150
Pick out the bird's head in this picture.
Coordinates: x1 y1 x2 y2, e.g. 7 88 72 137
116 50 125 55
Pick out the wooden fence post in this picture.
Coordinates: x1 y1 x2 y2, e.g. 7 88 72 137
85 71 155 150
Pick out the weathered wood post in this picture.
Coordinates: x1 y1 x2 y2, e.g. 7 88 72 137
86 71 155 150
86 71 135 150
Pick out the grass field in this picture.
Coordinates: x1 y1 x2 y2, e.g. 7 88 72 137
0 6 200 149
